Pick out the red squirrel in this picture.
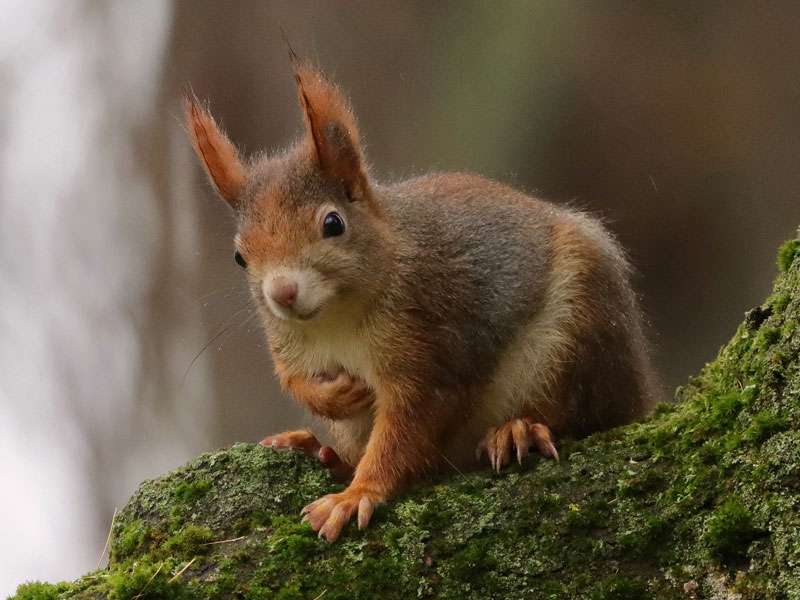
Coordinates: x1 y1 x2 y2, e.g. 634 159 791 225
185 62 657 542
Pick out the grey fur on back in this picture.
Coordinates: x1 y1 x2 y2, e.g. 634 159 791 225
379 172 657 436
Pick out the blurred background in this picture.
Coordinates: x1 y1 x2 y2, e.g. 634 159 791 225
2 1 800 593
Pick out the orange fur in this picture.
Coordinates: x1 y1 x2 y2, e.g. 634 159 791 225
183 93 245 206
351 381 450 495
274 359 374 422
294 64 371 204
260 429 320 452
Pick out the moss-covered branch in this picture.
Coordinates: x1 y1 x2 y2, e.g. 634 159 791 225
13 236 800 600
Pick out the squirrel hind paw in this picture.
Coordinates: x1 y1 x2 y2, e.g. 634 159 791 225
477 418 558 472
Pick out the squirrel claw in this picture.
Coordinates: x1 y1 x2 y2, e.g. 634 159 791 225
301 488 382 542
478 418 558 471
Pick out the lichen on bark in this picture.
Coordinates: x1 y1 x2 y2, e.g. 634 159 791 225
11 234 800 600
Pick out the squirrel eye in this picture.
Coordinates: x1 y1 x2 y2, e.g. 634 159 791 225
234 250 247 269
322 212 345 238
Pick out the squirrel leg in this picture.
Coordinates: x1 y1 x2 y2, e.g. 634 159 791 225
477 417 559 472
260 430 354 481
302 385 450 541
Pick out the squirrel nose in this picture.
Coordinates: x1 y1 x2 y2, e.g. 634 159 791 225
269 277 298 308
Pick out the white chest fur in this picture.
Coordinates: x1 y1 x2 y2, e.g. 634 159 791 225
282 318 375 384
272 316 377 466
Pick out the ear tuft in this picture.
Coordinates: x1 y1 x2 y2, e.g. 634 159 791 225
183 90 245 207
293 64 368 201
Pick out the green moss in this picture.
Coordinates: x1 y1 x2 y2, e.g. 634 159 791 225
589 576 649 600
772 291 791 313
12 233 800 599
743 411 789 444
11 582 70 600
708 390 747 425
756 326 781 349
202 571 237 598
448 538 498 582
777 238 800 272
617 467 666 498
173 479 211 503
106 559 186 600
652 401 677 416
565 498 609 529
274 582 304 600
111 520 148 562
162 524 213 556
704 500 760 565
617 514 671 557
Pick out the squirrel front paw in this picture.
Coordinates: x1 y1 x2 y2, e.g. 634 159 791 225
260 429 321 452
477 417 559 472
306 370 374 419
301 485 384 542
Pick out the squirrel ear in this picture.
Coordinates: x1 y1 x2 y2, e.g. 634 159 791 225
294 65 368 201
183 91 245 208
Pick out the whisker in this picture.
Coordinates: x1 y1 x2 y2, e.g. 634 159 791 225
182 306 256 385
439 450 466 478
214 310 260 354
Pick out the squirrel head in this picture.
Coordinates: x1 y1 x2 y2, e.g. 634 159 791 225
185 63 389 325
